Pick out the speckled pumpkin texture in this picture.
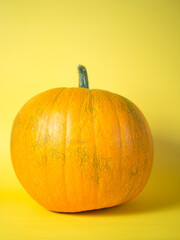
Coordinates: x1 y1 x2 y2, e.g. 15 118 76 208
11 86 153 212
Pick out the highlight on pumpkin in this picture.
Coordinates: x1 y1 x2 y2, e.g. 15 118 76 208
10 66 153 212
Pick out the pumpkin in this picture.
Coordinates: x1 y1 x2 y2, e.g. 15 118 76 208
10 65 153 212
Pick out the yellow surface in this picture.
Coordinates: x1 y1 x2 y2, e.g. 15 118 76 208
0 0 180 239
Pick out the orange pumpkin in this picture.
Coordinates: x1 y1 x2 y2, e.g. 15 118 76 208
11 65 153 212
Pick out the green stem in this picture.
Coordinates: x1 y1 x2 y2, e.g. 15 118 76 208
78 64 89 89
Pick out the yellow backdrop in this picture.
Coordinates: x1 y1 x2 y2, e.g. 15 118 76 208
0 0 180 239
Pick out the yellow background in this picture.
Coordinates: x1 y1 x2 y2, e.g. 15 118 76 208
0 0 180 239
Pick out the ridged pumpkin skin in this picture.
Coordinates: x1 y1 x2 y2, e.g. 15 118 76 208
11 77 153 213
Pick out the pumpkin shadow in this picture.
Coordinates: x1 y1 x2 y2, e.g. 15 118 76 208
75 136 180 216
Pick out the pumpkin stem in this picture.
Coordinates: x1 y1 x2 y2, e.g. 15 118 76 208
78 64 89 89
